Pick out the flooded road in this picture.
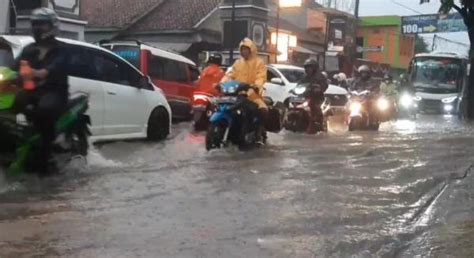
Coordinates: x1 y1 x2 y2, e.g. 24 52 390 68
1 115 473 257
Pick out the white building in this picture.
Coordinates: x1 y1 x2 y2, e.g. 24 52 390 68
9 0 87 40
0 0 10 34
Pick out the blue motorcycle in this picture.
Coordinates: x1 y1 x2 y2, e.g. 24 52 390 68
206 81 276 151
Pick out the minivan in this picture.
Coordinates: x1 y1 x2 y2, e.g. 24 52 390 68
100 40 199 119
0 35 172 142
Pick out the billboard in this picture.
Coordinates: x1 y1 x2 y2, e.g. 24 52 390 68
401 13 467 34
327 16 347 46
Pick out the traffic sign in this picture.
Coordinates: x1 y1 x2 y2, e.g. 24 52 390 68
401 13 467 34
356 46 384 53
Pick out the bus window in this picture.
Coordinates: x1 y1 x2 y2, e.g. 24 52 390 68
413 57 463 93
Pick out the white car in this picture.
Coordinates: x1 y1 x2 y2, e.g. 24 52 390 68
0 35 171 142
265 64 349 113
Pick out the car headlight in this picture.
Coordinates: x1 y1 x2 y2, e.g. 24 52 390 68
0 73 4 81
349 102 362 113
377 97 390 111
444 104 454 112
441 96 457 103
400 94 413 108
294 87 306 95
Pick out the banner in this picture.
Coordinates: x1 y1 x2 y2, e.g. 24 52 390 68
401 13 466 34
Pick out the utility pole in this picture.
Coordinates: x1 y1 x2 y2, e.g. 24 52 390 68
229 0 236 65
275 3 280 63
354 0 360 18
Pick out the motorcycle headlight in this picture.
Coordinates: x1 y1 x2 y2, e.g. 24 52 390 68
377 98 390 111
441 96 457 104
226 86 236 94
400 94 413 108
294 87 306 95
349 102 362 113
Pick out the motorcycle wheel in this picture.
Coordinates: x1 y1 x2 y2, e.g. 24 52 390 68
237 120 251 151
206 123 226 151
73 120 90 156
348 117 363 131
369 123 380 131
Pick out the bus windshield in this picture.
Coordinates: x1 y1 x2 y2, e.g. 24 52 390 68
105 45 141 68
412 57 463 93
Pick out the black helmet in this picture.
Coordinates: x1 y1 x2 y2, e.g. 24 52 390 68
207 53 222 66
30 8 59 42
304 58 319 69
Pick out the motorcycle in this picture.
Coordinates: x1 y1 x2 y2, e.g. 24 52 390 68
0 66 91 175
285 83 330 133
397 91 417 119
346 89 390 131
192 91 215 131
205 81 283 151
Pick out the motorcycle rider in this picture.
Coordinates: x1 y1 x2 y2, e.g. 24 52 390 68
12 8 69 174
222 38 268 144
380 74 398 99
299 58 328 134
349 65 379 93
333 72 348 89
197 53 225 96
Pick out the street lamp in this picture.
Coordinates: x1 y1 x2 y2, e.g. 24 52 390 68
275 0 302 63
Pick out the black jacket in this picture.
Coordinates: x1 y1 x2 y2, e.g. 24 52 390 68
349 77 379 93
14 38 69 98
298 72 328 99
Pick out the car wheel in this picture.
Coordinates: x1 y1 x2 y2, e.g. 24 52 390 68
147 107 170 141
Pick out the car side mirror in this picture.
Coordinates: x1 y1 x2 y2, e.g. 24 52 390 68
270 78 284 85
138 76 151 89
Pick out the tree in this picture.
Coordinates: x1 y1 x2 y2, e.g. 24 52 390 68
414 35 430 54
433 0 474 119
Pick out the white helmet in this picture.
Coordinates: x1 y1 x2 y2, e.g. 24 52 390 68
337 72 347 81
358 65 370 73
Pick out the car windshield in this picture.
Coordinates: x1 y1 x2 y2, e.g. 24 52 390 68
105 45 141 68
279 68 305 83
413 57 463 93
0 43 14 67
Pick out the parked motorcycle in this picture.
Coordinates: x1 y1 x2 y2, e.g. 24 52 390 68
346 90 390 131
0 66 91 175
192 91 215 131
205 81 283 151
284 83 330 133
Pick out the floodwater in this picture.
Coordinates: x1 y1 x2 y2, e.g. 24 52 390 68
1 115 473 257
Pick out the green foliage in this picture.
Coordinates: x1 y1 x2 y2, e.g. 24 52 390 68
415 35 430 54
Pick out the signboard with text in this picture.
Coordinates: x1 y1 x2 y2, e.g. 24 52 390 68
401 13 466 34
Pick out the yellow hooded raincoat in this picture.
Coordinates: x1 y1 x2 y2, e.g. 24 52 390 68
223 38 268 109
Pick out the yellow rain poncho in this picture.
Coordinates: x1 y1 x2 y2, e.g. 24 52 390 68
223 38 267 109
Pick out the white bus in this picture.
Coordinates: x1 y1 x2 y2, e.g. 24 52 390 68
408 52 468 114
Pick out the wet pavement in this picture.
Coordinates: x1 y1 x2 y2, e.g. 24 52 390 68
1 115 473 257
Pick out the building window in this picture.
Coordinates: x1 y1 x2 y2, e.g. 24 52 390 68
12 0 42 10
